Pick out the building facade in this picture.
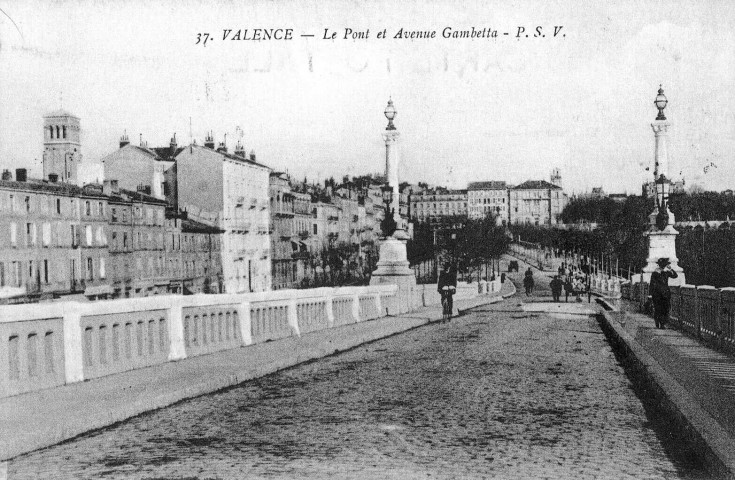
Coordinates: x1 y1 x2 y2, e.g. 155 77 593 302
105 181 169 298
509 180 566 225
0 171 110 302
410 189 468 226
467 181 508 222
165 210 224 295
174 144 271 293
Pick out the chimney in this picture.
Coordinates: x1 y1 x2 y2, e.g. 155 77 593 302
234 140 245 158
249 149 256 162
103 179 119 196
204 131 215 149
170 133 177 156
49 173 59 183
15 168 27 182
119 130 130 148
1 169 11 181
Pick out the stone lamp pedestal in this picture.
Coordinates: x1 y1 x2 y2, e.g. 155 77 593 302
370 235 417 314
642 207 685 286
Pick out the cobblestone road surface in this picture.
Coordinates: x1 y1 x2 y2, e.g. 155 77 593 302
8 277 710 479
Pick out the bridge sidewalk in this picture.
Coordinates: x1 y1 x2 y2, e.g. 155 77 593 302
0 287 512 463
602 300 735 478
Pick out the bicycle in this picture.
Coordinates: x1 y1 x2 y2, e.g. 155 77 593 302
441 286 455 323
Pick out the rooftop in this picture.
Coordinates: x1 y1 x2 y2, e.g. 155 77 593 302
44 109 79 119
513 180 563 190
468 181 507 191
0 178 106 198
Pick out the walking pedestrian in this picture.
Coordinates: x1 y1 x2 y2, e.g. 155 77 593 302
438 262 457 322
650 257 678 329
550 275 563 302
564 276 574 302
523 267 534 296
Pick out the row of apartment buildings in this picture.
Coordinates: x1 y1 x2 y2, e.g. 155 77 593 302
1 110 400 301
0 172 223 302
4 109 568 302
409 169 569 227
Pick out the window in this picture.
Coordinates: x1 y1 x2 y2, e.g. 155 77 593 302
25 196 30 212
85 201 91 216
99 258 106 279
42 223 51 246
123 232 128 249
12 261 21 286
71 225 79 247
313 224 318 234
25 223 37 246
0 262 4 286
87 257 94 281
96 226 105 245
44 259 49 284
111 208 117 222
56 198 61 214
62 125 67 139
98 202 104 216
85 225 93 246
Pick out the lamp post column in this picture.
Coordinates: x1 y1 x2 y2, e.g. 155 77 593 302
642 86 685 285
370 98 416 308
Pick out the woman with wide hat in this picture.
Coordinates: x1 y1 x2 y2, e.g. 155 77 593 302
649 257 678 329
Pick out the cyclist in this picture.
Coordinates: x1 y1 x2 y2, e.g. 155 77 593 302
438 262 457 322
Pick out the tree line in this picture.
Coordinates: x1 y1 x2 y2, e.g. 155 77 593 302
407 214 510 282
518 192 735 287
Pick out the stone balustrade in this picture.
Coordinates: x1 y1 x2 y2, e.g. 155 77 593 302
0 283 435 400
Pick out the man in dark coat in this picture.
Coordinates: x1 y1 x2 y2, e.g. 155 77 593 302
438 263 457 320
550 275 563 302
650 257 678 329
523 267 534 296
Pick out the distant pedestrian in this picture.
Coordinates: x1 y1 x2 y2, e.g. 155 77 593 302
438 262 457 322
564 276 574 302
523 268 535 296
550 275 563 302
650 257 678 329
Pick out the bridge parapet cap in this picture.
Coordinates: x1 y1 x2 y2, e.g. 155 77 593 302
0 285 400 324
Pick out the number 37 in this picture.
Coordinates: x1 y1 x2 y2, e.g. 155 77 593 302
195 33 210 46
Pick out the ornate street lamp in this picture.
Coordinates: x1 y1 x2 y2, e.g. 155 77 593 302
380 184 397 237
654 85 668 121
655 173 670 230
384 98 397 131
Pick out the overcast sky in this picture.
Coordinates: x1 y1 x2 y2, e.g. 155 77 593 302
0 0 734 194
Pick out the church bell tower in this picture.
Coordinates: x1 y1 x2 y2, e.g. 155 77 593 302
43 110 82 184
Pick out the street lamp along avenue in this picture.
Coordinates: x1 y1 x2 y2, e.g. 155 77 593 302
370 98 417 300
384 98 397 131
642 84 685 285
380 183 397 237
655 173 670 231
654 84 668 121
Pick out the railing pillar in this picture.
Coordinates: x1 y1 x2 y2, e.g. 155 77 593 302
373 293 382 318
352 294 360 322
62 304 84 384
288 299 301 337
167 301 187 361
717 290 724 350
325 295 335 328
238 301 253 346
695 287 702 340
